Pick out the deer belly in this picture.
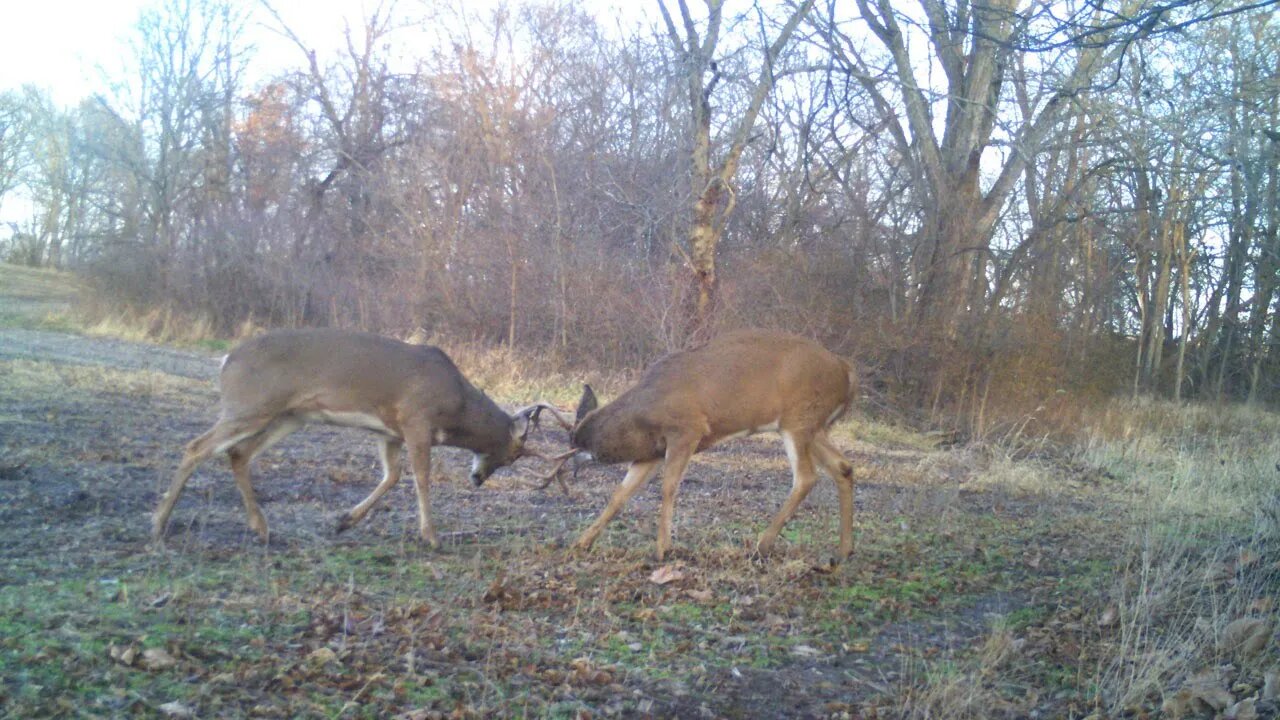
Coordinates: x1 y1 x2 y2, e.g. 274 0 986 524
717 419 780 444
303 410 399 437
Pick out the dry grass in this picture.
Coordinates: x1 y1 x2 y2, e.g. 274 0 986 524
1080 399 1280 716
70 303 243 349
0 359 211 405
899 399 1280 718
0 263 81 302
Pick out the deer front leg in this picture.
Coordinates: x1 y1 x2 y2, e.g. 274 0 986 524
655 439 697 561
405 435 438 547
338 437 404 533
573 459 660 552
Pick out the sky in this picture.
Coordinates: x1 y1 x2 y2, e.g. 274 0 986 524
0 0 656 108
0 0 390 107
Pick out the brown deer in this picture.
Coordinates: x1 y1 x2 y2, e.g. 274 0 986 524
152 329 551 545
541 330 858 561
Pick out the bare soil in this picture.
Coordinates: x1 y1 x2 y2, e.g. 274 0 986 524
0 276 1124 718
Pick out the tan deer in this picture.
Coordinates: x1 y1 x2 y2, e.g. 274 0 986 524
541 329 858 561
152 329 551 545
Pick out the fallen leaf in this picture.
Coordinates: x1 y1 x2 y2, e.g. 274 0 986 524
649 566 684 585
790 644 822 658
157 701 196 718
1225 698 1259 720
1179 668 1234 712
1097 605 1119 628
686 588 713 602
1221 618 1271 659
109 644 138 666
140 648 177 671
306 647 338 665
1264 669 1280 700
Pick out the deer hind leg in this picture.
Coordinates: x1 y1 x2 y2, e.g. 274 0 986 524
655 438 698 561
226 416 304 543
153 416 272 541
573 459 660 552
757 429 818 555
404 434 438 546
812 432 856 560
337 437 404 534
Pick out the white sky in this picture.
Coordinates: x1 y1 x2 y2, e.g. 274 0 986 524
0 0 408 106
0 0 656 108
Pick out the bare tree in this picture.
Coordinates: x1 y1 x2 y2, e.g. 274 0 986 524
0 89 29 207
658 0 814 331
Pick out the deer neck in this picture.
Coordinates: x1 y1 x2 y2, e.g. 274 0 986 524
444 386 512 455
573 399 661 464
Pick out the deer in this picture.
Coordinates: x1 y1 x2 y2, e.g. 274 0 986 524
152 329 555 546
538 329 859 562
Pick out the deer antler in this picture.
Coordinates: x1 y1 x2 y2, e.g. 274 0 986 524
526 448 579 495
512 403 576 433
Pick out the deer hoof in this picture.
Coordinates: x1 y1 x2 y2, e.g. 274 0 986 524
755 535 777 557
335 514 356 534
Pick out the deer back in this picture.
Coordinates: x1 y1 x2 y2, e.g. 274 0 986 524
218 330 512 454
573 330 855 463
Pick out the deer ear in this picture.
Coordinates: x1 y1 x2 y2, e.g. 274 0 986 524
575 384 598 422
513 407 538 442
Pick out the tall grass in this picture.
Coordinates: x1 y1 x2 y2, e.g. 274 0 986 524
1082 399 1280 714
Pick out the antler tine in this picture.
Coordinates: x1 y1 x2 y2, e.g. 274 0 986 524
514 402 575 431
529 448 578 495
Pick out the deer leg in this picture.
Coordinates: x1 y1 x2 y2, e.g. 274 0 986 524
573 459 660 552
757 430 818 555
226 416 303 543
404 435 438 547
655 439 698 561
338 437 404 533
153 417 271 541
812 433 856 560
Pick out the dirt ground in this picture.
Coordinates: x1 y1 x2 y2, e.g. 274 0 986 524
0 272 1126 718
